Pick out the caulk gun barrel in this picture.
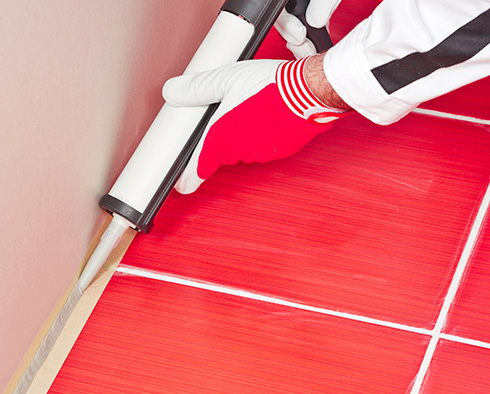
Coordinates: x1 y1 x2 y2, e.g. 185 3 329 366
81 1 289 292
77 215 131 293
99 1 290 234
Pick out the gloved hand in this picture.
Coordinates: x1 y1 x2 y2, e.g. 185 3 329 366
275 0 342 58
163 57 349 194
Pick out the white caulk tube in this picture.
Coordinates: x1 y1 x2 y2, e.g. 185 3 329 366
78 0 290 293
107 11 254 215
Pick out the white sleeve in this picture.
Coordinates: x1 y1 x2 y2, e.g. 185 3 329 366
324 0 490 125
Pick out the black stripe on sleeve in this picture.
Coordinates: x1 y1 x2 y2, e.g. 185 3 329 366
371 7 490 95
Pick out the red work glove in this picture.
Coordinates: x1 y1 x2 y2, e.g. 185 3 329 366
163 57 349 194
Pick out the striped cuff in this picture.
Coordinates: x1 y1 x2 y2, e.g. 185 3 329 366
276 57 349 124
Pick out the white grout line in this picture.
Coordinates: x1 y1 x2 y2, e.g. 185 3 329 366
412 108 490 125
409 180 490 394
117 263 490 352
440 333 490 350
116 265 432 336
117 105 490 391
117 175 490 393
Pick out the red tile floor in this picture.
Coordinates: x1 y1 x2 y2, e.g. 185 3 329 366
49 3 490 394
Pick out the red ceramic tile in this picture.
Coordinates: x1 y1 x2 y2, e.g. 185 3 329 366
444 215 490 342
420 340 490 394
120 113 490 329
49 273 429 394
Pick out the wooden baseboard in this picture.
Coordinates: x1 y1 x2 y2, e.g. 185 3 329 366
4 215 136 394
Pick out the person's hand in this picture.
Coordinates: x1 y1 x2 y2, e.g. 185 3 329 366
163 57 349 194
275 0 342 58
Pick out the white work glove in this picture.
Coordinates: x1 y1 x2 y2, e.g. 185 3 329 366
163 57 349 194
275 0 342 58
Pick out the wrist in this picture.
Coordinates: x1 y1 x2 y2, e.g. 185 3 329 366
304 53 351 111
275 56 351 123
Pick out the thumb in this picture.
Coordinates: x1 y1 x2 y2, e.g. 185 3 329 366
306 0 342 29
162 67 228 107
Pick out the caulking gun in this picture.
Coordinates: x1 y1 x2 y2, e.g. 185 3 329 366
77 0 332 293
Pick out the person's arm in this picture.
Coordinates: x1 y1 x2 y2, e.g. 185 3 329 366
305 53 350 111
322 0 490 124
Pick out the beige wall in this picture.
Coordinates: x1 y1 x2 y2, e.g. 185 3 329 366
0 0 223 390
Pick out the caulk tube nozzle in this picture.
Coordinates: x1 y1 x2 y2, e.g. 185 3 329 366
77 214 132 294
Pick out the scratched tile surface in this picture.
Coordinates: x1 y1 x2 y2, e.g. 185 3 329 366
421 340 490 394
48 274 429 394
444 216 490 342
120 112 490 329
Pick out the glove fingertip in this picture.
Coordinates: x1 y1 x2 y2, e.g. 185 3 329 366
306 0 341 28
162 77 181 105
305 8 329 29
275 12 307 46
174 169 205 194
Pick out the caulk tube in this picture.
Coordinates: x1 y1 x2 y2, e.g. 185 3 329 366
100 11 254 231
99 0 289 234
78 0 289 293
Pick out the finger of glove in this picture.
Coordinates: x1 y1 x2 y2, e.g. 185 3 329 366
174 137 206 194
174 108 224 195
274 9 307 46
163 67 230 107
163 61 279 109
306 0 342 29
173 92 227 194
286 38 317 59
